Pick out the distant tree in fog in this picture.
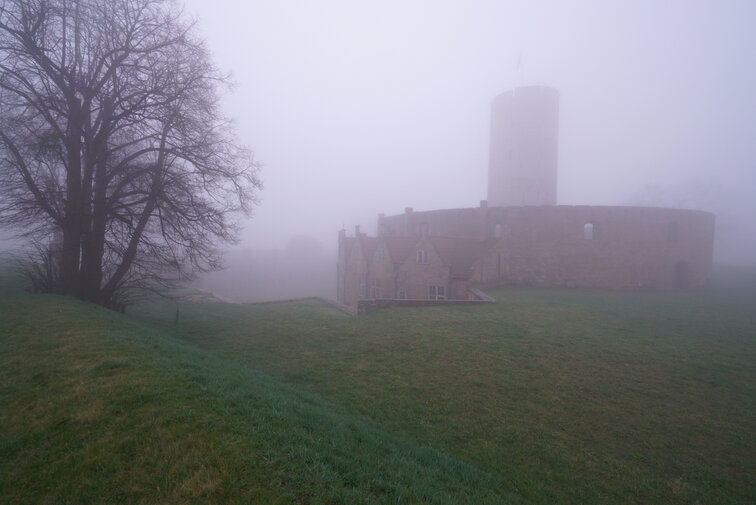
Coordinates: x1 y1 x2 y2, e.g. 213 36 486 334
0 0 260 308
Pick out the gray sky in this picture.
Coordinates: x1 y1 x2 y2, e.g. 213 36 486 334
183 0 756 263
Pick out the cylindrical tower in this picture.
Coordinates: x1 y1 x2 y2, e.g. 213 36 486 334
487 85 559 207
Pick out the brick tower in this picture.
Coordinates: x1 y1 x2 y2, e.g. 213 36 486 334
487 85 559 207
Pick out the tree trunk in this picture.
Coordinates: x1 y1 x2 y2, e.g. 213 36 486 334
59 97 83 296
79 154 108 303
79 121 109 303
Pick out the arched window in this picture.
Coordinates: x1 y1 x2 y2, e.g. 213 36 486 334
584 223 595 240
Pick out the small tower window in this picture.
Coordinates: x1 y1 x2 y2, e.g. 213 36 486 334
494 223 509 238
584 223 595 240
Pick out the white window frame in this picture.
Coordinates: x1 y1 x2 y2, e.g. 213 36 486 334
584 222 595 240
429 285 446 300
370 278 380 298
358 279 366 298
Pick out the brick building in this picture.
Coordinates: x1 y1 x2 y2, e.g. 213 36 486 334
336 87 716 312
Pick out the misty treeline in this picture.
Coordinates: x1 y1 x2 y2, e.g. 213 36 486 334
0 0 260 308
193 236 337 303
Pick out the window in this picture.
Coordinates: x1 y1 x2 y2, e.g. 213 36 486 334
583 222 595 240
358 280 366 298
375 247 385 262
494 223 509 238
370 278 380 298
398 290 406 300
498 253 509 279
416 250 428 264
419 222 430 237
429 285 446 300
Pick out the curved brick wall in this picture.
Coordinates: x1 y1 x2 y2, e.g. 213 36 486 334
378 205 715 290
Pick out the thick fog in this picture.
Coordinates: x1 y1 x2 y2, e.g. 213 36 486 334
181 0 756 300
8 1 752 300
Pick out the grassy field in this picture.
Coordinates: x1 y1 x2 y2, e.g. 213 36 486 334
0 276 511 504
2 265 755 504
133 279 756 505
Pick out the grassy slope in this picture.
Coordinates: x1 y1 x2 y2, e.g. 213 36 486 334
134 284 756 505
0 281 512 504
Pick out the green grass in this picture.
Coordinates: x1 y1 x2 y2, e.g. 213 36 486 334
133 281 756 505
0 282 512 504
2 263 755 504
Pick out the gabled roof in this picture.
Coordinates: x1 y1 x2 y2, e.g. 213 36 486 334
358 236 379 261
381 236 417 264
368 234 491 279
429 237 490 277
341 236 356 259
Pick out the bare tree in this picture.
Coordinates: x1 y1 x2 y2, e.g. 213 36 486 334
0 0 260 307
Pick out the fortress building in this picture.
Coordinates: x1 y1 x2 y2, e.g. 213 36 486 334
337 86 715 313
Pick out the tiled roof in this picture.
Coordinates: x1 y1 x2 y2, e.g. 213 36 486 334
429 237 489 277
358 236 379 260
382 236 417 264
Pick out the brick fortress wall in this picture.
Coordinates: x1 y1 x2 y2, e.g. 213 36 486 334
378 204 715 290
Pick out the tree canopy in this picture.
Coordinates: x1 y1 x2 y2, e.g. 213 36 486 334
0 0 260 307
